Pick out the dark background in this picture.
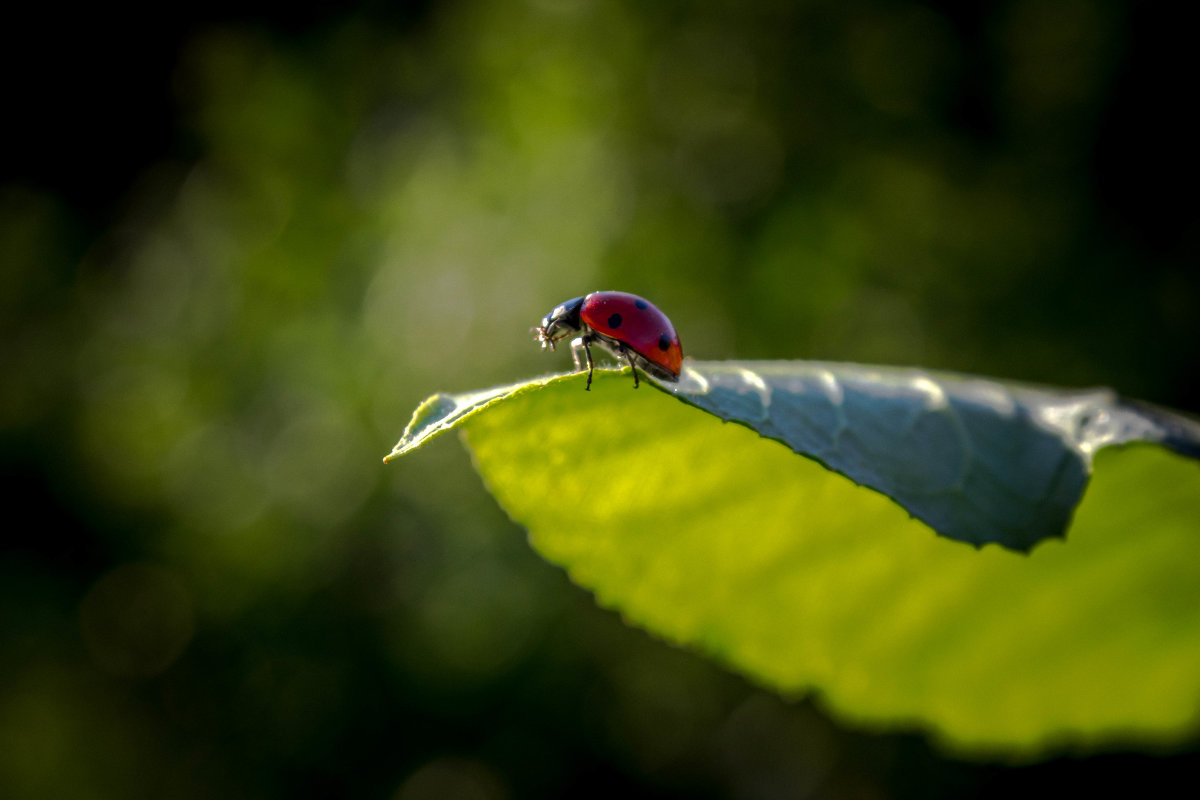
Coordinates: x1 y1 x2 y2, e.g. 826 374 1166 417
2 0 1197 797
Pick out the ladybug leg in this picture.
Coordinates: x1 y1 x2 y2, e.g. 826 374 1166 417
620 348 640 389
570 336 596 391
608 342 640 388
569 337 585 371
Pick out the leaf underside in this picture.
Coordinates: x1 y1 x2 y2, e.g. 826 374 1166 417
386 361 1200 758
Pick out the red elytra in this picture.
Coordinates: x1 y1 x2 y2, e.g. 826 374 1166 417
532 291 683 390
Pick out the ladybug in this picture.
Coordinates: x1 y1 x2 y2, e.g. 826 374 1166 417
533 291 683 390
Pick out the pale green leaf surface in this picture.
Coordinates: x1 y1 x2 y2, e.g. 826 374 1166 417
386 363 1200 757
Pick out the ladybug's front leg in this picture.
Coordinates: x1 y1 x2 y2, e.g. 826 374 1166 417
570 336 596 390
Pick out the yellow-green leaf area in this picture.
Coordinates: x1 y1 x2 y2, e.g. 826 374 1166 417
461 371 1200 759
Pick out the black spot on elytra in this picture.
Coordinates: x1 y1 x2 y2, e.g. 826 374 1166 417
635 299 648 310
608 313 623 329
658 334 670 350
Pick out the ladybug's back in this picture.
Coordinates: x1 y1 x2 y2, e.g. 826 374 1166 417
581 292 683 377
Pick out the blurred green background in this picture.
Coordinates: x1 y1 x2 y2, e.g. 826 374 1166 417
2 0 1197 797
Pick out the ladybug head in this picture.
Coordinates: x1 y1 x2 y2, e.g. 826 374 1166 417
532 295 585 350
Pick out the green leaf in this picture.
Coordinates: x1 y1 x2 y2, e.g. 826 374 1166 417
385 362 1200 757
671 362 1199 550
387 361 1199 551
